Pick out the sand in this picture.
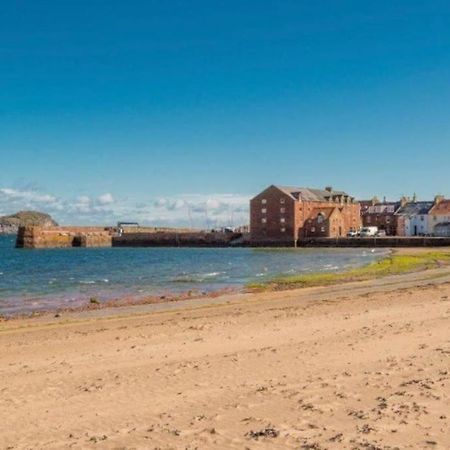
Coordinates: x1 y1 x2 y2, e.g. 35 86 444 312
1 267 450 449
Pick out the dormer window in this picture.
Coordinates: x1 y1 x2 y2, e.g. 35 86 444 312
280 198 285 204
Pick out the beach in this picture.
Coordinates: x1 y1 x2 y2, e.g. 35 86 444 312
1 264 450 449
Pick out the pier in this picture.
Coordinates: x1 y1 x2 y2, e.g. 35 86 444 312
16 226 248 249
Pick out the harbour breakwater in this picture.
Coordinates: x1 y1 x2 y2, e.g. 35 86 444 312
16 226 450 249
16 226 113 248
16 226 248 248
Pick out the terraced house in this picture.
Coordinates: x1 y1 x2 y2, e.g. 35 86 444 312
250 185 361 246
361 201 401 236
395 200 435 236
429 197 450 237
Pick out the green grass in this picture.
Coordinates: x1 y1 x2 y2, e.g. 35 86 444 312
247 251 450 292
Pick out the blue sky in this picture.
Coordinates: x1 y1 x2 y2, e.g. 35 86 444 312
1 1 450 225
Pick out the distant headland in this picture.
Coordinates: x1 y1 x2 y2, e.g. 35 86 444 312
0 211 58 235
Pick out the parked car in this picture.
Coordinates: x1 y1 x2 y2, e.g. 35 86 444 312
347 230 358 237
376 230 387 237
360 226 378 237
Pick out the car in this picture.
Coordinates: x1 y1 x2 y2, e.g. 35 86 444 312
360 226 378 237
376 230 387 237
347 230 358 237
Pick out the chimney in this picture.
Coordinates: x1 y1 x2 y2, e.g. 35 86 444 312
325 186 333 192
434 195 444 205
400 196 409 207
412 192 417 202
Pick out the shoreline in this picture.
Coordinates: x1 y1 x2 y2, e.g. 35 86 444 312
2 255 450 330
3 247 450 321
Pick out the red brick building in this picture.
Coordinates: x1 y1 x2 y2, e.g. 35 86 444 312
361 201 402 236
250 185 361 246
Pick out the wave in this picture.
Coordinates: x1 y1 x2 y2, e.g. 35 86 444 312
171 271 226 283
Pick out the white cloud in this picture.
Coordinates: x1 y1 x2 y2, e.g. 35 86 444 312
97 193 114 205
0 187 250 228
0 188 58 205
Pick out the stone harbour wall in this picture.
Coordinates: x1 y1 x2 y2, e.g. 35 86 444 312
112 231 244 247
16 226 113 249
16 226 246 248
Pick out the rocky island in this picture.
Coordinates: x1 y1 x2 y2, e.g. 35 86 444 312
0 211 58 235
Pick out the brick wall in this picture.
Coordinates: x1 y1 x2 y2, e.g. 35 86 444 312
250 187 297 245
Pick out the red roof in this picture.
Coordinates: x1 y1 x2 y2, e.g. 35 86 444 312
430 200 450 215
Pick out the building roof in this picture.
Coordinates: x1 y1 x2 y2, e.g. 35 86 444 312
435 222 450 228
365 202 401 215
429 200 450 215
274 185 351 202
395 201 435 216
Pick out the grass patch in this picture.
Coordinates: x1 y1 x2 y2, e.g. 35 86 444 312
247 251 450 292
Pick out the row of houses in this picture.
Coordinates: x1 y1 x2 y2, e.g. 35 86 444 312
249 185 450 246
361 195 450 237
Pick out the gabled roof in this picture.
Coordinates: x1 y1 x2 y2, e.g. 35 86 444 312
308 207 339 220
274 185 350 202
395 201 434 216
429 200 450 215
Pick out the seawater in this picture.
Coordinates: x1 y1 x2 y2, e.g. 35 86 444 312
0 235 388 315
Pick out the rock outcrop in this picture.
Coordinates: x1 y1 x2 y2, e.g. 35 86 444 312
0 211 58 235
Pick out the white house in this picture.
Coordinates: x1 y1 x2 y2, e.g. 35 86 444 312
395 201 435 236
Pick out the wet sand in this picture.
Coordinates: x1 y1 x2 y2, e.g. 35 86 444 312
1 267 450 449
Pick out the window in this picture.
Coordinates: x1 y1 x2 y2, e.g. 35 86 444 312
261 208 267 214
261 199 267 204
280 207 285 213
386 217 390 223
311 227 316 232
280 217 285 223
280 227 286 233
321 227 325 232
261 218 267 224
280 198 285 204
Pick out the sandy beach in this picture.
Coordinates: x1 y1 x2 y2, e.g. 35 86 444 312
1 265 450 449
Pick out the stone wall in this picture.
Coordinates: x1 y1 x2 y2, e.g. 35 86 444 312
113 231 243 247
16 226 245 248
299 237 450 247
16 226 113 249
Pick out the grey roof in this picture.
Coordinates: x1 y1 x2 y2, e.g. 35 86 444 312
364 202 401 215
395 202 434 216
435 222 450 228
274 186 351 202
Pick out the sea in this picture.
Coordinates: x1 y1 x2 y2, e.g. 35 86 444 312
0 235 388 315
